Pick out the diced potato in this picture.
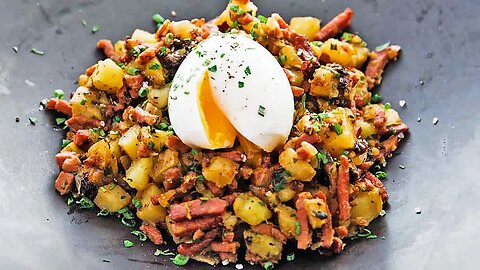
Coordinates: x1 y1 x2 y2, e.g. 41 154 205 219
222 211 238 230
277 183 298 202
385 109 402 127
349 69 370 106
125 157 153 190
118 125 141 160
304 198 328 229
145 58 165 87
114 40 128 59
233 193 272 226
244 230 283 261
279 45 302 68
320 107 357 157
131 29 157 44
202 156 239 188
94 184 131 212
150 149 180 183
147 85 170 109
289 17 320 41
350 188 383 226
108 140 122 160
170 20 196 39
274 204 298 238
355 119 376 139
61 142 84 155
309 65 340 98
70 86 103 120
150 130 170 151
319 39 369 69
89 59 124 93
136 184 167 224
279 148 316 182
86 140 113 169
289 69 304 87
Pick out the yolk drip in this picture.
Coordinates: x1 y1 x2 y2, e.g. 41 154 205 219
197 71 236 149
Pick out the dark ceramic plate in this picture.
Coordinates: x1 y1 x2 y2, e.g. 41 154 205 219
1 0 479 269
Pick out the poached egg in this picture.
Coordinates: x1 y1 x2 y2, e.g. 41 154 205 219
168 34 294 152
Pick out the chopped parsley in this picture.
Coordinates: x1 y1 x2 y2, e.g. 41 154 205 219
80 99 87 105
154 249 176 256
53 89 65 99
159 46 167 55
208 65 217 72
81 19 87 27
251 30 258 40
272 169 291 192
97 209 110 217
61 139 71 148
351 228 377 240
31 48 45 55
148 62 161 70
257 15 268 24
28 117 37 125
220 52 225 58
317 151 328 165
371 93 383 103
258 105 265 117
375 171 387 179
67 197 74 205
312 41 322 47
152 14 165 25
132 197 142 209
131 230 147 241
384 102 392 110
341 150 349 156
113 115 122 123
191 148 199 155
295 221 301 235
238 81 245 88
229 5 244 15
91 25 100 33
127 67 140 75
123 239 135 248
171 254 189 266
203 59 211 66
231 21 239 29
286 252 295 262
279 54 287 64
244 66 251 76
77 197 95 209
342 32 353 42
147 141 155 150
138 86 148 97
55 117 66 125
263 262 274 270
375 42 390 52
333 123 343 135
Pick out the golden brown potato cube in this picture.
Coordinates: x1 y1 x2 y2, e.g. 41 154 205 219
148 85 169 109
61 142 84 156
170 20 196 40
279 148 316 182
274 204 299 238
304 198 328 229
131 29 157 44
136 184 167 224
238 134 263 167
86 140 113 169
320 107 356 157
125 157 153 190
279 45 303 68
320 39 369 69
277 182 298 202
145 58 165 87
309 65 339 98
70 86 103 120
233 193 272 226
289 17 321 41
94 184 131 212
350 188 383 226
118 125 141 160
222 211 238 231
150 149 180 183
89 59 124 93
354 119 377 139
202 156 239 188
385 109 402 127
244 230 283 262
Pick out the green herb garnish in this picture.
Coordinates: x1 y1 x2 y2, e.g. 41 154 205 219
351 228 377 240
147 141 155 150
171 254 189 266
97 209 110 217
258 15 268 24
53 89 65 99
92 25 100 33
286 252 295 262
279 54 287 64
55 118 66 125
138 86 148 97
258 105 265 117
113 115 121 123
295 221 301 235
154 249 176 256
384 102 392 110
67 197 74 205
131 230 147 241
375 171 387 179
208 65 217 72
148 62 161 70
371 93 383 103
244 66 251 76
191 148 199 155
29 117 37 125
333 123 343 135
272 169 291 192
61 139 71 148
31 48 45 55
263 261 274 270
152 14 165 25
127 67 140 75
77 197 95 209
375 42 390 52
238 81 245 88
81 19 87 27
80 99 87 105
317 151 328 165
132 197 142 209
123 239 135 248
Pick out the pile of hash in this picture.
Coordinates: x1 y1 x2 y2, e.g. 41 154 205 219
48 0 407 268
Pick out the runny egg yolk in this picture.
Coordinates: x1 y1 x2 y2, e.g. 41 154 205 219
197 71 237 149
